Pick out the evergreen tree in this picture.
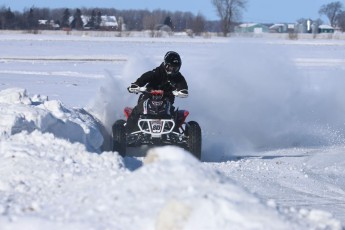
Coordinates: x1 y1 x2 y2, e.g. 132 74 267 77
4 8 16 29
163 16 173 30
86 9 96 29
71 8 83 29
96 11 102 29
27 8 37 29
61 9 71 28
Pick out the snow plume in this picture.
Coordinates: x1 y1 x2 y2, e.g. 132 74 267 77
186 40 345 160
87 54 157 135
86 72 125 130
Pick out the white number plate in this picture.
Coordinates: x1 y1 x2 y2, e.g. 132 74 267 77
150 121 163 133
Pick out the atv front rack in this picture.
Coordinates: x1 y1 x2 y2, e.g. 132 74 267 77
138 119 175 138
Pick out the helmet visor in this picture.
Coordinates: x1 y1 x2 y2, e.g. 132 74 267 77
165 63 180 74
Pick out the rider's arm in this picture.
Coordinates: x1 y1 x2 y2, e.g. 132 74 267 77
134 71 154 87
173 74 188 98
128 71 154 93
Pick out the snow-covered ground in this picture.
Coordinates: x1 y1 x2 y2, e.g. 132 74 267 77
1 33 345 229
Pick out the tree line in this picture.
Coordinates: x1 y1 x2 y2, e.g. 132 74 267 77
2 1 345 36
0 6 221 34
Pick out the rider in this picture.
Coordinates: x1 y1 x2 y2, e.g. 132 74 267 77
126 51 188 133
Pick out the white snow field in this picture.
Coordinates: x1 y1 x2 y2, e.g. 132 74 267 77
1 32 345 229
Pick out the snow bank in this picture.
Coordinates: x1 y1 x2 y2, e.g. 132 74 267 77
0 137 301 229
0 88 105 152
0 131 124 230
0 127 339 229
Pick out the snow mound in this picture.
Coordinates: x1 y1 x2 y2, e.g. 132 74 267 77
115 146 301 229
0 131 124 230
143 145 199 165
0 88 105 152
0 133 340 229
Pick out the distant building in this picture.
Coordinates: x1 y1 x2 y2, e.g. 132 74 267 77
318 25 335 33
269 23 296 33
269 24 288 33
154 24 172 32
38 20 60 30
295 19 320 34
236 20 334 34
235 23 269 33
100 16 118 30
70 15 118 30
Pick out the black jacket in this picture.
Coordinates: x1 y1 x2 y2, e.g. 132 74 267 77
133 63 188 103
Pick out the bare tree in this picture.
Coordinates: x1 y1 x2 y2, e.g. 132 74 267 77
143 14 157 31
171 11 194 31
192 13 206 35
319 1 343 27
337 11 345 32
212 0 247 36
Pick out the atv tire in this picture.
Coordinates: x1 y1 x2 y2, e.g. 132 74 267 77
112 119 127 157
186 121 202 160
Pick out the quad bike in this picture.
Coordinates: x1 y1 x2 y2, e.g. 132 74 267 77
112 87 202 159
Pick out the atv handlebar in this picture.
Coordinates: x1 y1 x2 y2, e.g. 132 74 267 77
172 89 188 98
127 85 149 94
128 85 188 98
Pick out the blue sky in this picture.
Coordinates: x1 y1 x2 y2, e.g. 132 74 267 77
0 0 333 23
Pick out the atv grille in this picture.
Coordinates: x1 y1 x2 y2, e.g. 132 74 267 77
138 119 175 138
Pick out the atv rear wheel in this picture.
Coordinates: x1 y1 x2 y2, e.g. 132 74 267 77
186 121 202 160
112 119 127 157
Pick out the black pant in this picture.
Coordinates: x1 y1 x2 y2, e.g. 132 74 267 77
126 99 145 133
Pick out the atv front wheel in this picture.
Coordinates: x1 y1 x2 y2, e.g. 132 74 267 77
186 121 202 160
112 119 126 157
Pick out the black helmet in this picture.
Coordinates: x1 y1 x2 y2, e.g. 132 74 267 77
164 51 182 75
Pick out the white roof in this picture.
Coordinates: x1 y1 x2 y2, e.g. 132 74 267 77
38 20 48 25
319 25 334 29
269 24 285 29
69 15 118 27
100 16 118 27
239 23 259 28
